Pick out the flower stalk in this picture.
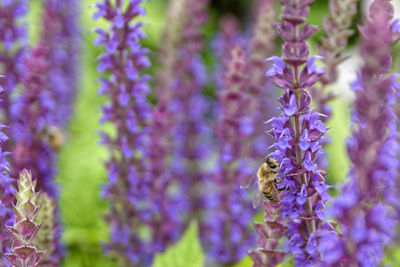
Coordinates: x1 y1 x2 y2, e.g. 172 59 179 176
0 86 14 263
251 0 332 265
312 0 359 121
94 0 181 264
320 1 400 265
5 170 43 267
202 45 255 264
0 0 28 128
41 0 81 127
35 192 57 267
11 45 57 198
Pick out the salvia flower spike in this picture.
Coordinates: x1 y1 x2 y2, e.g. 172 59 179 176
0 85 14 263
5 169 44 267
313 0 359 120
94 0 164 265
252 0 332 265
41 0 81 127
320 1 400 265
247 0 278 157
202 45 256 264
172 0 211 219
0 0 28 128
35 192 57 267
11 45 58 198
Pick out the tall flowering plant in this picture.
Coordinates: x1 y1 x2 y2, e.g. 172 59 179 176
149 0 190 254
35 192 57 267
94 0 183 265
5 170 43 267
0 0 27 128
9 45 64 265
251 0 332 265
202 46 255 264
247 0 277 157
313 0 359 119
41 0 81 127
0 87 14 264
211 15 242 91
11 45 57 198
171 0 211 220
320 0 400 265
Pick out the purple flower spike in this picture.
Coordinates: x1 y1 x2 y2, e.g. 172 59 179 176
95 0 184 265
251 0 332 266
0 87 14 263
36 192 58 267
312 0 359 122
0 0 28 130
247 0 278 158
166 0 211 222
41 0 81 128
202 46 256 265
9 44 65 264
211 15 243 90
11 45 58 198
320 1 400 266
5 170 44 267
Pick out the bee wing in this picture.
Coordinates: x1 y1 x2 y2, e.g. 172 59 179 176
240 175 257 189
253 189 263 209
253 179 268 209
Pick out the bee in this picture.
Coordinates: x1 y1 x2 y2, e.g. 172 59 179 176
240 157 281 208
40 125 65 150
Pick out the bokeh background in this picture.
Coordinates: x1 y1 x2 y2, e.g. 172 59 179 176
23 0 400 266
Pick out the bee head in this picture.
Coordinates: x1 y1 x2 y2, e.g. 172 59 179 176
265 157 279 172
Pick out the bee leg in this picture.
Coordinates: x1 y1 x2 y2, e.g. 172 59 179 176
274 178 285 191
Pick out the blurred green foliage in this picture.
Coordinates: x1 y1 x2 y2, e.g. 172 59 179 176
153 222 204 267
25 0 400 266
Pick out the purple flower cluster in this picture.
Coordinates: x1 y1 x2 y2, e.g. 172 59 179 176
247 0 278 157
249 202 287 267
201 46 255 264
312 0 359 120
319 1 400 265
0 0 27 128
256 0 332 265
211 15 243 90
0 86 13 264
41 0 81 127
11 45 57 198
95 0 184 265
170 0 211 219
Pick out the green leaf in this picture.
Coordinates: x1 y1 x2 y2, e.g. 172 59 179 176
234 255 253 267
152 222 204 267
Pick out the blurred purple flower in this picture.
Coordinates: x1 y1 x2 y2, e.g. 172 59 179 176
0 85 14 265
167 0 211 221
95 0 184 265
320 1 400 265
41 0 81 128
9 45 64 265
201 46 256 264
0 0 27 129
313 0 359 120
211 15 244 90
251 0 332 266
11 45 57 198
248 0 278 157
